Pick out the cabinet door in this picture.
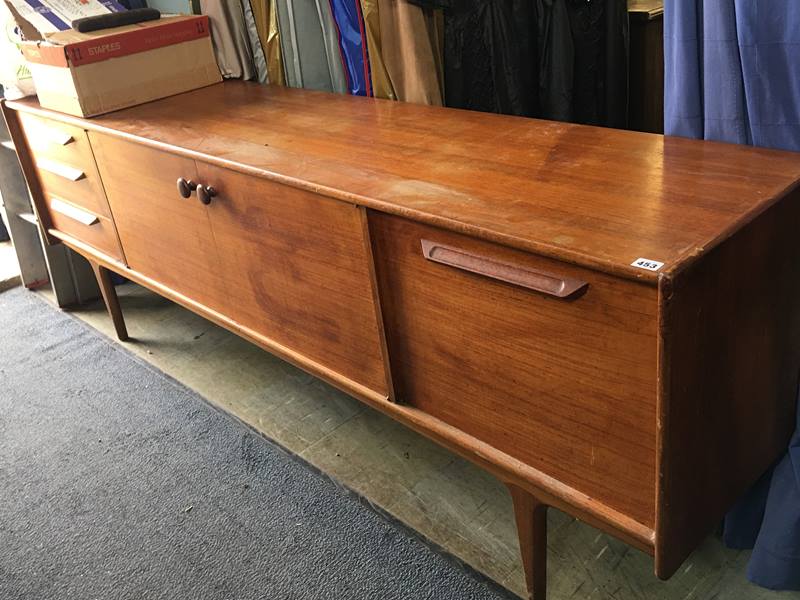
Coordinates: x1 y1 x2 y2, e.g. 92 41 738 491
197 161 390 397
368 212 659 527
90 133 225 311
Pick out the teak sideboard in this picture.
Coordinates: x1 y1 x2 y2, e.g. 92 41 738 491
4 82 800 600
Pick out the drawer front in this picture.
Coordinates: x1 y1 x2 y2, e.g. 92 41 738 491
198 162 390 396
369 212 658 526
17 112 112 218
46 196 123 261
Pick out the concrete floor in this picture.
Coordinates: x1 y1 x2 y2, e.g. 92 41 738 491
36 282 800 600
0 240 21 292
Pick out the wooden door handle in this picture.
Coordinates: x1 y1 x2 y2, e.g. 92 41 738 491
421 239 588 299
177 177 197 198
197 184 217 205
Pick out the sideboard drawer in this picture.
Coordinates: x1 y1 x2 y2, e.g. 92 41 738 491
46 196 123 262
17 112 112 218
368 212 659 526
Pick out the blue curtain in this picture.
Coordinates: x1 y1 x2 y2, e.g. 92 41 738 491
665 1 800 151
665 2 800 591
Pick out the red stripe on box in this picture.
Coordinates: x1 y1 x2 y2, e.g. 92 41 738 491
62 16 211 67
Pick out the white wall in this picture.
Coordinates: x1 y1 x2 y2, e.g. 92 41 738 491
147 0 192 14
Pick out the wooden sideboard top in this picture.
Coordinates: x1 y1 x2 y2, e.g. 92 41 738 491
8 82 800 283
628 0 663 20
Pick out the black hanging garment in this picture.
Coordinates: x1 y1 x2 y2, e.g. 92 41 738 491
412 0 628 127
537 0 629 127
411 0 538 117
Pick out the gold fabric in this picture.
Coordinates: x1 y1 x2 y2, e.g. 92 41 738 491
430 9 444 101
359 0 396 100
251 0 285 85
378 0 443 105
267 0 284 85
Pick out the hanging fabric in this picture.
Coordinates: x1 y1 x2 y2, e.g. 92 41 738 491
267 2 285 85
429 9 445 100
199 0 258 80
537 0 629 128
378 0 443 105
360 0 395 99
250 0 286 85
411 0 537 116
721 392 800 591
329 0 372 96
275 0 301 87
314 0 350 94
410 0 627 124
242 0 269 83
665 1 800 151
665 1 800 591
275 0 346 92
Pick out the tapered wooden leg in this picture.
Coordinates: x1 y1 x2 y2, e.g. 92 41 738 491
508 484 548 600
89 260 128 341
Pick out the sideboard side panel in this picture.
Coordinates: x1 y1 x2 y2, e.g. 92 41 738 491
1 102 56 243
656 187 800 578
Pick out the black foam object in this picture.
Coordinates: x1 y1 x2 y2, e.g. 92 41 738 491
71 8 160 33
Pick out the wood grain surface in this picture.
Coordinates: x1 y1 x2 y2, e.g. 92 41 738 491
88 258 128 341
655 185 800 578
1 101 56 244
196 161 390 396
7 86 800 598
17 112 112 219
9 82 800 282
89 132 225 311
46 198 123 262
628 0 664 20
369 212 659 527
49 230 657 561
508 484 549 600
629 5 664 134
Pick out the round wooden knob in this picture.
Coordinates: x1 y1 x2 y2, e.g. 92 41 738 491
177 177 197 199
197 184 217 205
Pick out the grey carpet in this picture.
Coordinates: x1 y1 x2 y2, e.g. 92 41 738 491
0 287 513 600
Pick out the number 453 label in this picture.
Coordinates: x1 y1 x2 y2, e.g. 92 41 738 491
631 258 664 271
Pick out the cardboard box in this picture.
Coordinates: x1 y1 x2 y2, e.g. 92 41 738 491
18 15 222 117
